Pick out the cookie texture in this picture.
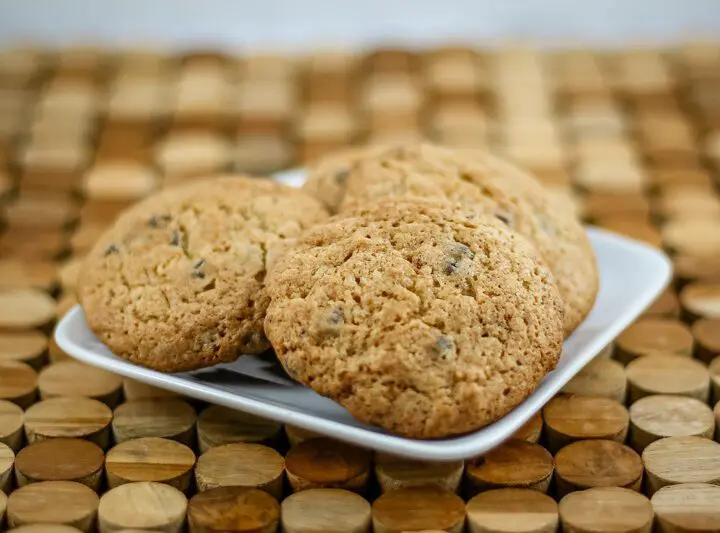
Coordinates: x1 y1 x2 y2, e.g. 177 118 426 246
332 143 598 335
302 144 390 213
78 175 329 372
264 200 564 438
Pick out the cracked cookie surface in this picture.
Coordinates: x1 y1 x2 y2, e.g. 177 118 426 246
322 143 598 336
264 200 564 438
78 175 329 372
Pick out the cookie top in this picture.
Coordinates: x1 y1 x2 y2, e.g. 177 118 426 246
334 143 598 335
302 144 390 213
78 175 329 372
264 200 564 438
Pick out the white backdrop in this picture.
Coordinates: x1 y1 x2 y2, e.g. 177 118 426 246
1 0 720 51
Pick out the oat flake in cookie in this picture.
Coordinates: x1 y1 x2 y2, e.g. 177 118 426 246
78 175 329 373
335 143 598 336
264 200 564 439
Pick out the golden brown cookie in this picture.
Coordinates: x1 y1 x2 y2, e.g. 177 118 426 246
264 200 564 438
78 176 329 372
301 144 390 213
304 143 597 336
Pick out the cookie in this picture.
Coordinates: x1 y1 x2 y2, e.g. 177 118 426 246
302 144 390 213
333 143 598 335
78 175 329 372
264 200 564 438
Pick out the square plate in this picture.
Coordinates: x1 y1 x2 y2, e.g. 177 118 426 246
55 170 672 461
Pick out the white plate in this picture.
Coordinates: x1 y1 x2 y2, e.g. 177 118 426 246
55 171 672 461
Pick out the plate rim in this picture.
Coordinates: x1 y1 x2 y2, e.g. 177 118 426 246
54 227 672 461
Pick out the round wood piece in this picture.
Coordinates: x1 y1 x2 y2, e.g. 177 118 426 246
559 487 653 533
0 361 37 408
375 452 464 493
626 354 710 403
0 259 58 293
281 488 371 533
512 413 543 443
188 486 280 533
663 218 720 256
652 482 720 532
285 437 372 493
0 399 24 451
195 443 284 498
542 395 629 453
6 525 83 533
0 289 55 330
372 486 465 533
466 488 558 533
693 319 720 365
466 440 554 494
197 405 282 453
98 481 187 533
111 399 196 446
38 361 123 406
0 331 47 368
630 395 715 452
48 335 72 363
616 319 694 364
643 289 680 319
6 481 99 532
675 254 720 287
561 358 627 403
121 378 181 401
14 438 103 490
0 441 13 493
285 425 322 447
554 440 644 496
105 437 195 492
680 282 720 322
24 397 113 449
643 436 720 495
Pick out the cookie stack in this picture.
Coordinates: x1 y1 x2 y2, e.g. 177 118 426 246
79 143 599 439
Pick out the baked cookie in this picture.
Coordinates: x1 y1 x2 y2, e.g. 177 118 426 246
334 143 598 336
302 144 390 213
78 175 329 372
264 200 564 438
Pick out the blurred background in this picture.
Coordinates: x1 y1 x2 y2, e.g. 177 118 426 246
0 1 718 304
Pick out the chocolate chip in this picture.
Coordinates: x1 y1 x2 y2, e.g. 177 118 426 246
329 307 344 325
192 259 206 279
431 335 455 360
104 244 119 256
495 211 514 227
444 243 474 275
334 169 349 184
148 213 171 228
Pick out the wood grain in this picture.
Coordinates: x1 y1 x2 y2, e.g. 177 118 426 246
97 481 187 533
0 331 47 369
111 399 197 446
38 361 123 407
280 488 371 533
561 358 627 403
466 440 553 495
197 405 282 453
24 397 113 449
629 395 715 452
14 438 103 490
554 440 644 496
374 452 463 494
542 395 629 453
643 436 720 495
0 399 23 451
285 438 371 493
372 486 465 533
466 488 558 533
188 486 280 533
105 437 196 492
625 354 710 403
195 443 284 498
559 487 653 533
616 319 694 365
651 482 720 533
0 361 37 409
6 481 99 532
